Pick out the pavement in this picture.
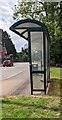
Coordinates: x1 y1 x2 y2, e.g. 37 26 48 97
0 62 31 97
1 70 31 96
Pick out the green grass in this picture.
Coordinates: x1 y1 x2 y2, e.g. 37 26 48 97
1 96 60 118
1 67 61 119
50 67 60 79
48 67 60 96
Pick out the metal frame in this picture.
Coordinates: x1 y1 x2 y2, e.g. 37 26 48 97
9 19 50 95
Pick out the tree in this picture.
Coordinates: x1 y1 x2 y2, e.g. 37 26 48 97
13 1 61 65
43 2 61 64
13 0 44 20
2 31 16 58
16 46 29 62
59 1 62 65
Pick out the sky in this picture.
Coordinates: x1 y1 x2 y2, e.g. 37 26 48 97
0 0 28 52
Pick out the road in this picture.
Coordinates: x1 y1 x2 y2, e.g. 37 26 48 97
0 62 31 97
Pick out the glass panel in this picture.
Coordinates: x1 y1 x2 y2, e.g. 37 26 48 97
31 32 44 71
45 35 49 86
16 22 41 28
16 29 28 38
16 29 26 34
23 31 28 38
32 73 44 89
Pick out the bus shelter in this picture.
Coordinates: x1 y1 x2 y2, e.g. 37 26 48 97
10 19 50 95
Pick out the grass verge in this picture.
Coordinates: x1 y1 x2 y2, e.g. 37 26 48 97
50 67 60 79
1 96 60 118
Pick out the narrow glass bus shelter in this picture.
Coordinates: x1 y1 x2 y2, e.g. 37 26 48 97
10 19 50 95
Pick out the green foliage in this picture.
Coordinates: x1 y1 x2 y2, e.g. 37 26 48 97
16 47 29 62
2 31 16 58
22 52 29 61
13 1 62 64
41 2 61 64
50 106 60 111
13 0 44 20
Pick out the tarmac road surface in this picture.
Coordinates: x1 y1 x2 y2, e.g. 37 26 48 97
0 62 31 96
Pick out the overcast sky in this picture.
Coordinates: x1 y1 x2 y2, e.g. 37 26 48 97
0 0 27 52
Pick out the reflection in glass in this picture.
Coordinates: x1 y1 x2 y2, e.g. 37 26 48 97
31 32 44 71
32 73 44 89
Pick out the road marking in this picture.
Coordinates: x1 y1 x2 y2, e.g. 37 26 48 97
2 69 27 80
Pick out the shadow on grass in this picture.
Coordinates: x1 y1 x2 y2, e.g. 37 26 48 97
48 78 60 97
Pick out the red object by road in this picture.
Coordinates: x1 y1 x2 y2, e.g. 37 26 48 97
3 60 13 67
